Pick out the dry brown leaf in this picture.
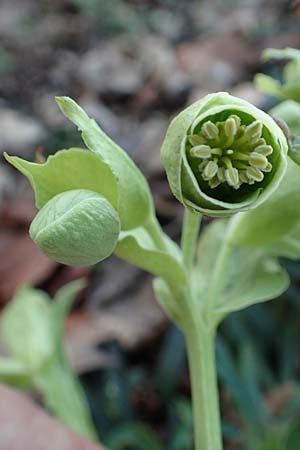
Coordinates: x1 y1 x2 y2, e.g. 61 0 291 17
0 230 56 303
0 384 106 450
66 277 167 373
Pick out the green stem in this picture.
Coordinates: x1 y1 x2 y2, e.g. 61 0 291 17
185 323 223 450
206 218 236 312
145 216 168 252
181 210 202 270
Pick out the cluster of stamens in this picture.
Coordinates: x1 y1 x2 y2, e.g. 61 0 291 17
188 115 273 190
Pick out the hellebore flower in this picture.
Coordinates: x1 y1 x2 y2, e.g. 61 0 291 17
161 92 288 216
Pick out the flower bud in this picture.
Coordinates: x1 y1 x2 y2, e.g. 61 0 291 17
161 92 288 216
30 189 120 266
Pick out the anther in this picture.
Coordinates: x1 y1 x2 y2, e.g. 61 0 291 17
201 121 219 140
225 167 240 187
263 162 272 172
209 177 221 189
247 166 264 182
189 134 205 146
245 120 263 141
249 152 268 169
210 147 223 156
203 160 218 180
190 145 211 159
254 144 273 156
239 171 250 184
217 167 225 182
224 117 238 137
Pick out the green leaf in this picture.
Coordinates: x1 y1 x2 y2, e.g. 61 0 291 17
1 286 53 371
4 147 118 210
269 100 300 137
195 220 289 319
261 47 300 62
216 338 267 430
216 249 289 315
56 96 154 230
36 360 97 441
115 227 187 292
263 224 300 260
153 278 182 325
105 422 167 450
232 159 300 246
254 74 285 99
51 279 86 352
0 357 32 388
255 49 300 102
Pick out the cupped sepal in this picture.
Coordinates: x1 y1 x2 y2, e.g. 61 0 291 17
161 92 288 217
30 189 120 266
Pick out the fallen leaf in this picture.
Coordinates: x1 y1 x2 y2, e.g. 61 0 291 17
0 384 106 450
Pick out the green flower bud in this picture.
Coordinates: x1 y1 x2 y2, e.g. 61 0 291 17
161 92 288 216
30 189 120 266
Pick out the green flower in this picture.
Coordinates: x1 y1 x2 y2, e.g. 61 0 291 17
161 92 288 216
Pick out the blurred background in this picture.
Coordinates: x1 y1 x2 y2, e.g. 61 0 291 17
1 0 300 449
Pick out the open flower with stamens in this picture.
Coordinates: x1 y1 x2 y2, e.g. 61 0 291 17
161 92 288 216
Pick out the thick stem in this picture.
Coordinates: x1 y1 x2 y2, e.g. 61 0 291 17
185 324 223 450
181 210 202 270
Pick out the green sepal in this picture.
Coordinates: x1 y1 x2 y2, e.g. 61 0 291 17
115 227 187 292
56 96 154 230
232 159 300 246
194 221 289 322
29 189 120 266
161 92 288 217
4 147 118 211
